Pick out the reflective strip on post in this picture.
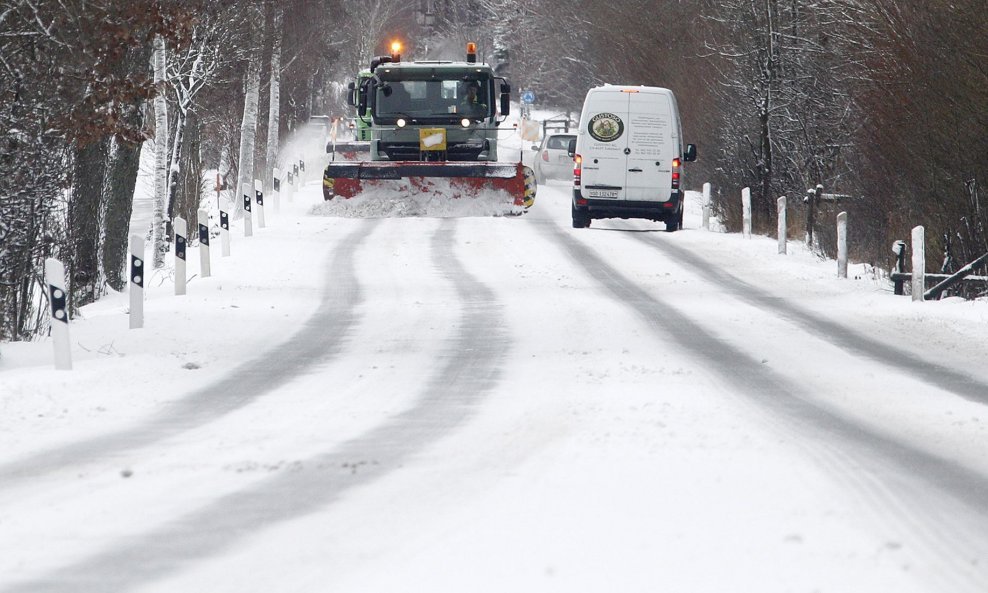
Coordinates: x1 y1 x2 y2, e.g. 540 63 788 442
174 216 187 296
129 235 144 329
45 258 72 370
254 178 266 229
220 208 231 257
273 168 281 213
242 181 253 237
198 208 211 278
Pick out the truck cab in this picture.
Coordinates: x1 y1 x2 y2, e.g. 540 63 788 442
350 43 511 163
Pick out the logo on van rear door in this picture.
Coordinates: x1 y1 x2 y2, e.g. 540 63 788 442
588 113 624 143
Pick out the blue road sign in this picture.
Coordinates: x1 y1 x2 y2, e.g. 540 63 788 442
521 90 536 104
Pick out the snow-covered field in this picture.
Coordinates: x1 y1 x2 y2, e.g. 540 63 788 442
2 121 988 592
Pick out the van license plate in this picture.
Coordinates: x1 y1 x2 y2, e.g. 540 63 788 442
588 189 619 198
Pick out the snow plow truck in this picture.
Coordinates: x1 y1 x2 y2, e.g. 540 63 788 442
322 42 536 212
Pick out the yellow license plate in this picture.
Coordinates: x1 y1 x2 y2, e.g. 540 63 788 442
419 128 447 151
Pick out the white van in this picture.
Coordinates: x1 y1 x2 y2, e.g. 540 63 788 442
571 85 696 230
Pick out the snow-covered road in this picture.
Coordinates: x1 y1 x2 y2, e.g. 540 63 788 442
2 175 988 592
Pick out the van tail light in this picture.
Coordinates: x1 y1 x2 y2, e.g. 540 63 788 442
574 154 582 187
671 157 681 189
541 150 549 162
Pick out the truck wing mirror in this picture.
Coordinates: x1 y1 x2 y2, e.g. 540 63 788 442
684 143 697 162
346 81 356 107
567 138 577 157
496 78 511 117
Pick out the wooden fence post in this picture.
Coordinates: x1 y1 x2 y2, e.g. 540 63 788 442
911 225 925 302
805 184 822 246
741 187 751 239
777 196 787 254
702 182 711 231
892 240 907 295
837 211 848 278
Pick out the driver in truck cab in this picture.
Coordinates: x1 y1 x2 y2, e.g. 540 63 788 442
459 81 487 115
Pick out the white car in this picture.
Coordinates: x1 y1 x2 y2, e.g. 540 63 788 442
532 133 576 184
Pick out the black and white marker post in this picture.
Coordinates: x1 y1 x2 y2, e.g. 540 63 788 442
254 178 266 228
242 181 253 237
293 162 299 191
174 216 187 296
198 208 211 277
286 170 294 202
220 208 231 257
273 168 281 212
45 258 72 370
129 235 144 329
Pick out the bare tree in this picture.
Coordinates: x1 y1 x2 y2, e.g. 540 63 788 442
698 0 880 240
237 5 263 212
152 34 170 268
264 3 284 193
164 22 224 230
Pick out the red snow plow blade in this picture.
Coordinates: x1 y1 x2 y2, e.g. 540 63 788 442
322 161 536 210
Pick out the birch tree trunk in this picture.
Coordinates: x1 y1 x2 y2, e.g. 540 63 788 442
237 45 262 212
152 34 170 268
166 106 187 225
265 5 284 193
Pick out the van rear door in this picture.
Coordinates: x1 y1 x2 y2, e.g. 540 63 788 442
580 90 631 200
625 90 673 201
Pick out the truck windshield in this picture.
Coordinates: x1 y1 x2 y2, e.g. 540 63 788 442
375 78 492 119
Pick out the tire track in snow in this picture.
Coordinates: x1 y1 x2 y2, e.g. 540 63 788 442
632 232 988 406
539 219 988 591
0 220 378 489
1 219 509 593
